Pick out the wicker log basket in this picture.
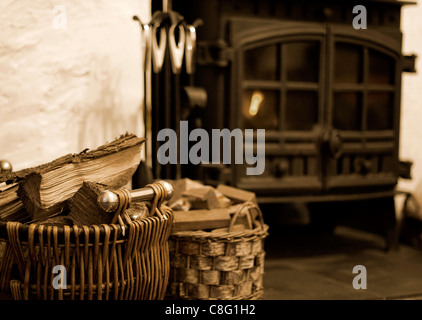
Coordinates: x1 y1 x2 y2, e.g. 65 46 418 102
167 201 269 300
0 184 174 300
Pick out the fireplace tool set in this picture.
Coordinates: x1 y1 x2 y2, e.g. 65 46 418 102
133 0 206 185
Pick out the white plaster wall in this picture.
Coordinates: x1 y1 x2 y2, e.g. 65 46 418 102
0 0 150 171
399 1 422 216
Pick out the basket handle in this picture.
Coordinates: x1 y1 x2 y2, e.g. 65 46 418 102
146 181 171 219
96 181 174 233
97 181 174 213
228 201 265 233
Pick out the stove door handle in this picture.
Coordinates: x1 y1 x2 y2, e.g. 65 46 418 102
320 128 343 160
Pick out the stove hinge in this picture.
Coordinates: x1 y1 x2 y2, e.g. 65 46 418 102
402 54 417 73
196 40 234 67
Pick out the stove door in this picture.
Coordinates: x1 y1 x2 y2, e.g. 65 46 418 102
230 21 401 197
323 26 401 193
232 23 327 196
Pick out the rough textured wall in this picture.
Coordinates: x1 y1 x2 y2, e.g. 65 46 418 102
399 2 422 214
0 0 150 171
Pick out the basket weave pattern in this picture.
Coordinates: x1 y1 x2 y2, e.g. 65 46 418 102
0 205 173 300
167 202 269 300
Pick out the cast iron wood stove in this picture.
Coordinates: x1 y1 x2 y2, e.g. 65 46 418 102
159 0 417 248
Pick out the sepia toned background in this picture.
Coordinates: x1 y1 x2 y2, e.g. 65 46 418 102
1 0 422 301
0 0 421 210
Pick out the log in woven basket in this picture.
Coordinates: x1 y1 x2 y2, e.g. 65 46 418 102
167 202 269 300
0 185 174 300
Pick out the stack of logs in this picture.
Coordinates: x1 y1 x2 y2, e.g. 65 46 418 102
168 179 258 233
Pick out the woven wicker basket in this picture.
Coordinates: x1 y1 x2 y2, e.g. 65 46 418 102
0 194 173 300
167 201 269 300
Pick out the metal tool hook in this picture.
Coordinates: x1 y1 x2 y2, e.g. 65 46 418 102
151 22 167 73
169 23 185 74
185 25 196 75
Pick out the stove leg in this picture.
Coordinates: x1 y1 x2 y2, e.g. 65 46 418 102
382 196 398 251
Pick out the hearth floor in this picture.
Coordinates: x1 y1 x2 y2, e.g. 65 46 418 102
262 225 422 300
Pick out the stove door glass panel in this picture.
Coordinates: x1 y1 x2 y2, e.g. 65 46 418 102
367 92 394 130
285 42 319 82
369 49 395 85
242 89 279 130
333 92 362 130
244 44 279 81
334 43 363 84
285 90 318 131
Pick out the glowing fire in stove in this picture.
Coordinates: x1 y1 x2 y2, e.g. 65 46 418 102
249 91 263 116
